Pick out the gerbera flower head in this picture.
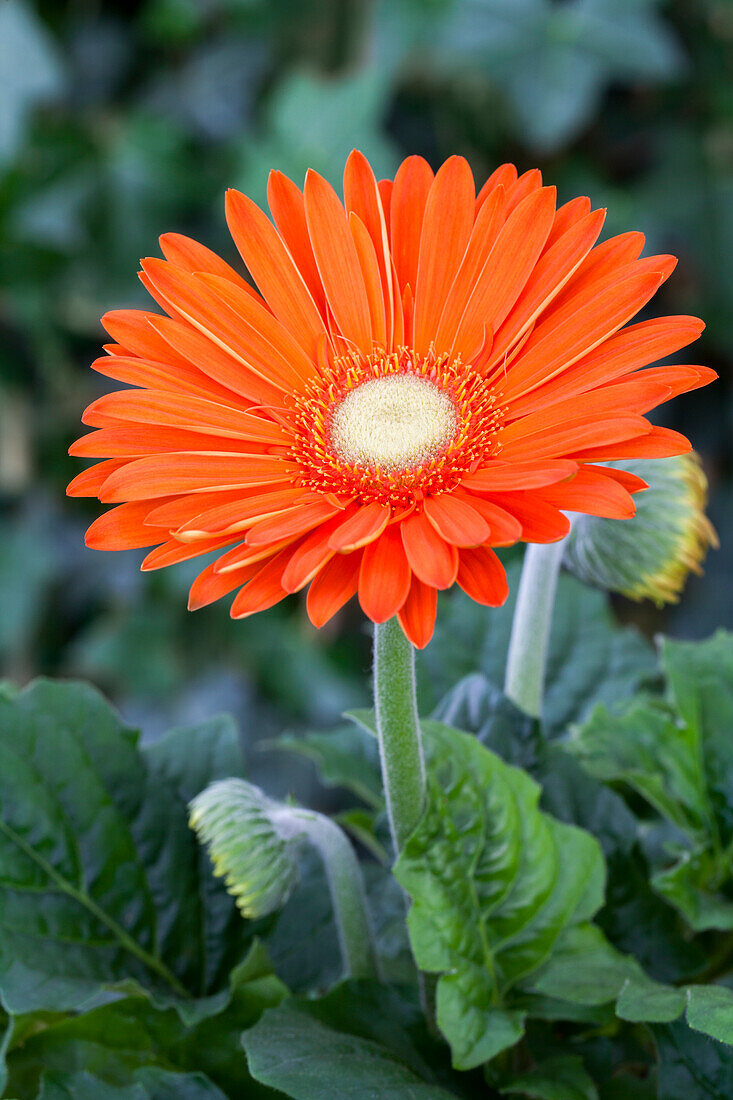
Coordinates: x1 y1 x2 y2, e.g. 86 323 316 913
69 151 715 647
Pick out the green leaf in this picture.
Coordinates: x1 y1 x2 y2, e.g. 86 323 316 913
500 1055 598 1100
652 850 733 932
567 700 711 839
616 974 687 1024
0 680 250 1015
267 725 383 810
144 715 245 803
569 631 733 932
242 996 461 1100
527 925 638 1009
662 633 733 838
655 1020 733 1098
393 720 606 1069
5 941 284 1098
423 561 656 737
686 985 733 1046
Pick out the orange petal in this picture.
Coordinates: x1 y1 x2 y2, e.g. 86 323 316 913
230 547 294 618
141 259 303 392
401 510 459 589
462 459 578 493
544 196 592 250
501 271 669 402
349 212 387 348
454 493 522 545
397 578 438 649
413 156 475 355
487 208 606 371
267 171 328 315
196 271 318 387
158 232 257 295
583 465 649 494
225 187 326 358
101 309 191 367
142 533 240 570
150 315 286 409
475 163 517 213
499 414 650 462
456 546 508 606
489 494 571 543
358 525 411 623
145 487 292 529
549 231 646 307
281 510 352 593
535 466 636 518
433 185 506 356
569 425 692 461
390 155 434 294
175 488 317 538
344 150 394 347
245 498 344 546
99 453 296 502
85 501 169 550
504 316 706 418
306 549 362 627
214 535 298 574
67 458 126 497
328 501 391 552
423 494 490 548
188 558 260 610
70 425 271 458
452 186 556 361
90 353 248 407
504 168 543 214
82 390 288 445
616 364 717 402
304 169 373 355
378 179 393 231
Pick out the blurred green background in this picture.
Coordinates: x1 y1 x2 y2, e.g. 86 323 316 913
0 0 731 780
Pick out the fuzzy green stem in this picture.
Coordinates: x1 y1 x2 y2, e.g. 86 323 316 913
284 809 379 980
373 618 426 855
504 541 566 719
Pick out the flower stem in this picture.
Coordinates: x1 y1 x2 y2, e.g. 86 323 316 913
287 809 379 980
504 541 566 719
373 618 426 855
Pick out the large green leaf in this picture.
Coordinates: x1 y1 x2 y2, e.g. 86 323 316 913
5 942 284 1100
423 562 656 737
0 680 251 1015
393 720 606 1069
242 983 475 1100
569 632 733 932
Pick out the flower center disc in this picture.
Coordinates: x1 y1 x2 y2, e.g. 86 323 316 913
329 374 458 472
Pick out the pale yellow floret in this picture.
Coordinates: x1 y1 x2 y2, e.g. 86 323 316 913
329 374 458 472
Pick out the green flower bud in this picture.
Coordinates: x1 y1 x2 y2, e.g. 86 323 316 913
563 453 718 606
189 779 297 918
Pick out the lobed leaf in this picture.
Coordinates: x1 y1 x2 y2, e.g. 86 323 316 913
0 680 251 1016
393 720 605 1069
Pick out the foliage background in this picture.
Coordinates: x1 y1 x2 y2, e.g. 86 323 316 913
0 0 731 787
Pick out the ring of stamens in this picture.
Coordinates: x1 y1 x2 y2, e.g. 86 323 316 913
289 346 505 507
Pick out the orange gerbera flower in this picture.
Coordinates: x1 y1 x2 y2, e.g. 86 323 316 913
68 152 715 647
